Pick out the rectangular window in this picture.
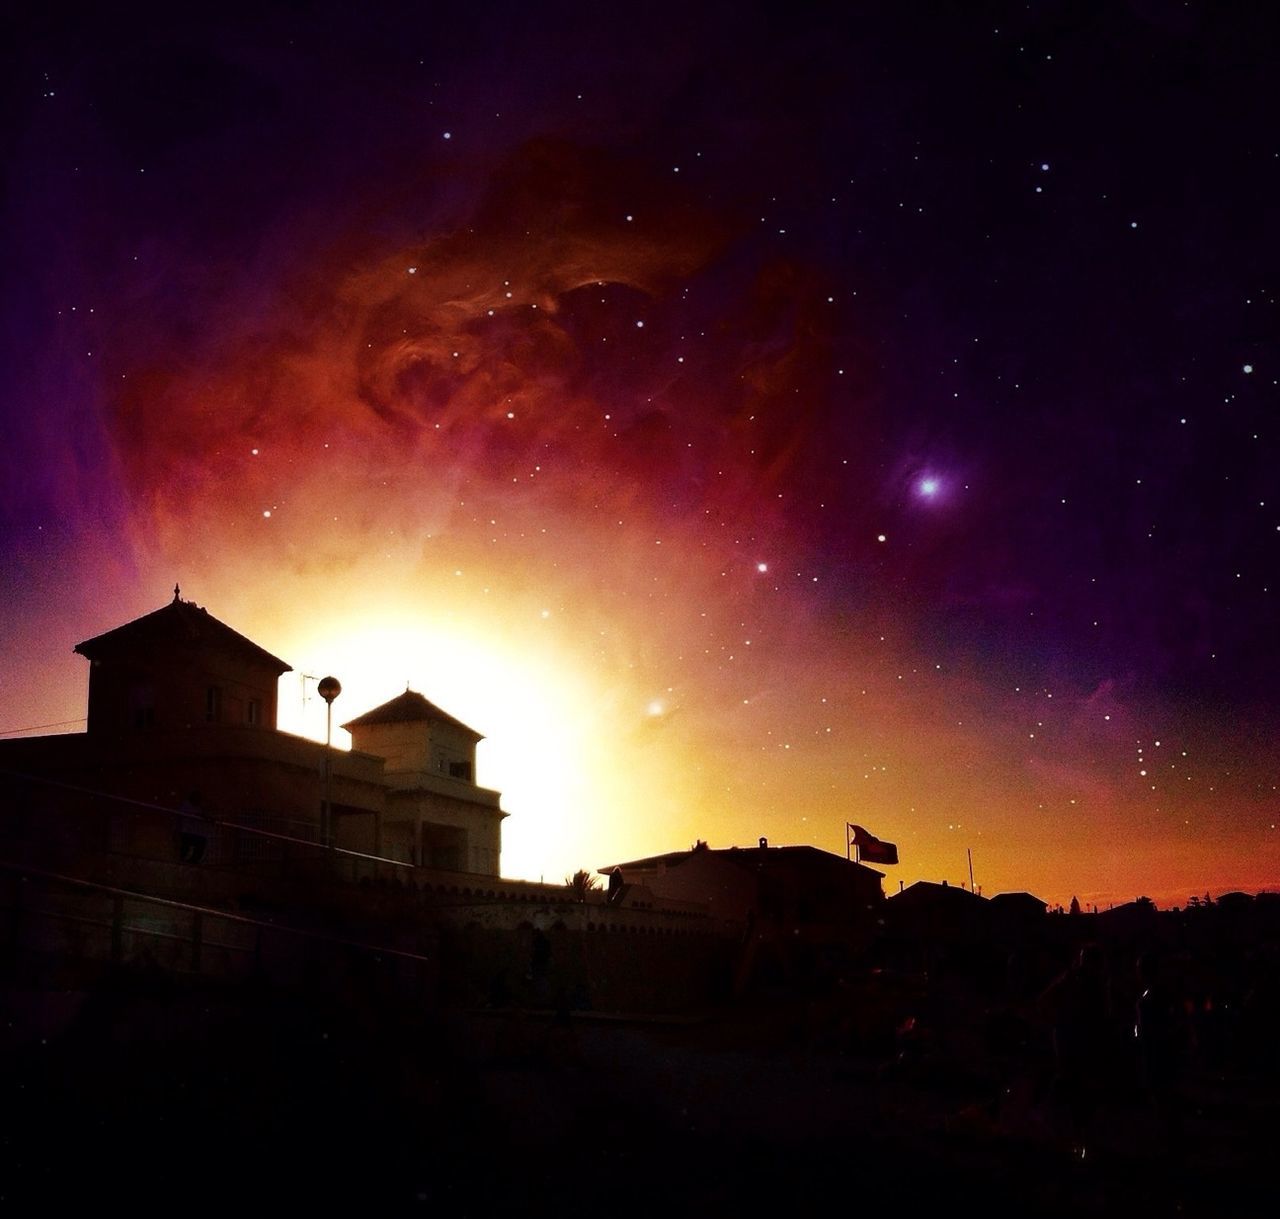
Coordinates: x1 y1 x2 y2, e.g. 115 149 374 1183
205 686 222 723
448 760 473 781
130 684 155 729
246 699 261 726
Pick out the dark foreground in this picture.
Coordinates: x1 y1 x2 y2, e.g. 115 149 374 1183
3 967 1273 1217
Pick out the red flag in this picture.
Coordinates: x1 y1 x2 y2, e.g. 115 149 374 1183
848 823 899 865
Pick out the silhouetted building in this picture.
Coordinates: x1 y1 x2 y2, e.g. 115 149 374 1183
600 840 884 937
0 593 506 875
344 691 504 873
1214 891 1252 912
989 890 1048 926
75 588 291 736
885 879 989 940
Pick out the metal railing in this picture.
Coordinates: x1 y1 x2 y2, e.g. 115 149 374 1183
0 858 434 987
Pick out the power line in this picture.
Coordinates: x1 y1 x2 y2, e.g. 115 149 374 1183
0 717 86 737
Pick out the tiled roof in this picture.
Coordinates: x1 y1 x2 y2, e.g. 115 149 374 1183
74 598 291 673
342 689 483 739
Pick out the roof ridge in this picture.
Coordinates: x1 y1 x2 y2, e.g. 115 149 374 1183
341 688 483 738
74 599 292 673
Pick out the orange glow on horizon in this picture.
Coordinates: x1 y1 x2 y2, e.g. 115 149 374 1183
5 563 1276 910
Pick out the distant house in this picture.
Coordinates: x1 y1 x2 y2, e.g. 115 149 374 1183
0 592 506 875
989 891 1048 926
1097 897 1159 923
600 839 884 939
1214 891 1253 912
884 880 988 939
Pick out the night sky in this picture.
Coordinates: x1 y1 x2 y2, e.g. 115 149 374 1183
2 1 1277 905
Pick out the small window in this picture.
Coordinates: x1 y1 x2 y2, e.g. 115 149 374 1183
448 760 472 781
205 686 222 723
246 699 261 726
130 684 155 729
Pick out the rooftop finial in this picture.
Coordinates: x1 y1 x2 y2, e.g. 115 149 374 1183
173 583 181 603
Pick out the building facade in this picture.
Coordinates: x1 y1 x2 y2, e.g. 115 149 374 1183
0 592 506 876
343 691 505 874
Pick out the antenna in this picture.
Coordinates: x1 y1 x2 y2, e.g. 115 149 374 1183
300 673 318 713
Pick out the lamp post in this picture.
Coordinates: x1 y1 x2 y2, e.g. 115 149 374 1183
318 676 341 847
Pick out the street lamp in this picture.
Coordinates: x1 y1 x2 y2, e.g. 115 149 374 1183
318 676 341 846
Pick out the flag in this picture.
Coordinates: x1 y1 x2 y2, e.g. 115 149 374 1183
848 823 899 865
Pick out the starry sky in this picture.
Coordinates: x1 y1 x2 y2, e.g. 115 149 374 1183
2 0 1277 905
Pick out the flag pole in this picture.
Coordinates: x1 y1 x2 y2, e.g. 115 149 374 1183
967 847 975 893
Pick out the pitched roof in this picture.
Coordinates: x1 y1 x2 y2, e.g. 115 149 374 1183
990 891 1048 910
341 689 483 739
891 879 987 907
74 597 291 673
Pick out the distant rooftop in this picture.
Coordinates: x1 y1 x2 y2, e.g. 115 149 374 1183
891 879 986 905
342 689 484 740
74 591 292 674
600 842 883 877
990 891 1047 909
